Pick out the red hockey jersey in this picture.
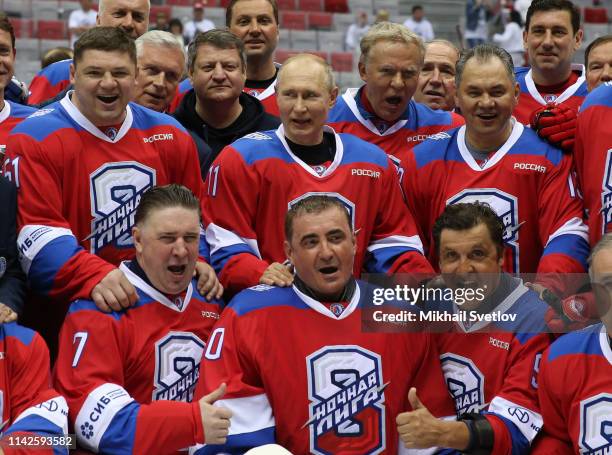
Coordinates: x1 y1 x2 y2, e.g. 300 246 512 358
431 276 552 454
0 101 35 161
204 125 432 294
192 282 456 455
402 122 589 276
4 93 205 303
536 323 612 454
574 81 612 246
326 87 464 163
513 65 588 125
53 262 222 454
0 323 69 455
27 59 72 106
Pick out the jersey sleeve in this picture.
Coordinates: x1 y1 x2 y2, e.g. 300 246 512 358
203 147 270 294
534 346 573 450
27 64 70 106
191 308 275 454
53 305 204 454
536 153 589 292
0 324 69 455
5 132 116 302
485 333 552 455
365 156 433 275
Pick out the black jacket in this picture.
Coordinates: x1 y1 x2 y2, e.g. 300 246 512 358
174 89 280 176
0 176 26 315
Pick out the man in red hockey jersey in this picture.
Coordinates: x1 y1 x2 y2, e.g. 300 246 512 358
204 53 432 296
516 0 586 153
534 234 612 454
28 0 151 106
402 44 588 288
327 21 464 163
193 195 455 455
398 202 552 455
54 184 231 454
5 27 220 353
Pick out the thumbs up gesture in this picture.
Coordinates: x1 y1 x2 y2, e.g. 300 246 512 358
199 383 233 445
396 387 443 449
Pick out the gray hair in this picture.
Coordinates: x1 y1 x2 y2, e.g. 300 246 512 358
187 29 246 73
360 21 425 66
589 234 612 281
455 44 516 88
277 53 336 92
136 30 186 65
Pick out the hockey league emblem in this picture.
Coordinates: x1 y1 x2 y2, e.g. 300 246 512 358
88 162 156 253
152 332 205 402
601 149 612 236
305 346 386 455
440 353 486 416
579 393 612 454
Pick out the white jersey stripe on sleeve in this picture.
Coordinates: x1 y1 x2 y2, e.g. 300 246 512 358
205 223 262 258
74 383 134 452
17 225 75 274
366 235 424 254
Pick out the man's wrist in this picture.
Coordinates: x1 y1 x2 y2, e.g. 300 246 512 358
439 420 471 450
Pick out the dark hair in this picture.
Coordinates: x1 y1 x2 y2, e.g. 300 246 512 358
226 0 279 27
456 43 515 87
74 27 137 67
432 202 505 257
187 29 246 72
285 195 352 242
585 34 612 68
412 5 423 13
41 47 73 69
135 184 201 226
0 13 16 50
525 0 581 34
509 9 523 27
168 17 184 33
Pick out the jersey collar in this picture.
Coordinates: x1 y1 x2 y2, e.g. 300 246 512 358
524 64 586 106
454 279 529 333
341 87 409 136
275 124 344 178
61 91 133 143
256 78 277 101
456 119 523 172
0 100 11 124
119 261 194 313
292 281 361 320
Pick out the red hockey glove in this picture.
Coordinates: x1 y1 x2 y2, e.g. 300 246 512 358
543 291 599 332
530 103 577 153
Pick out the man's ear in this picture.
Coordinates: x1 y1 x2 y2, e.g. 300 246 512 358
133 226 143 254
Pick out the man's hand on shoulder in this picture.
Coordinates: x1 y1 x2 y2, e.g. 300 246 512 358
259 263 293 287
195 261 223 300
91 268 138 312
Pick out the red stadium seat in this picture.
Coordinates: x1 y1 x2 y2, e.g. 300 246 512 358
330 51 352 71
299 0 322 12
149 6 172 22
37 20 66 40
10 18 34 38
218 0 232 8
281 11 307 30
308 12 332 29
584 7 608 24
277 0 297 11
324 0 348 13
